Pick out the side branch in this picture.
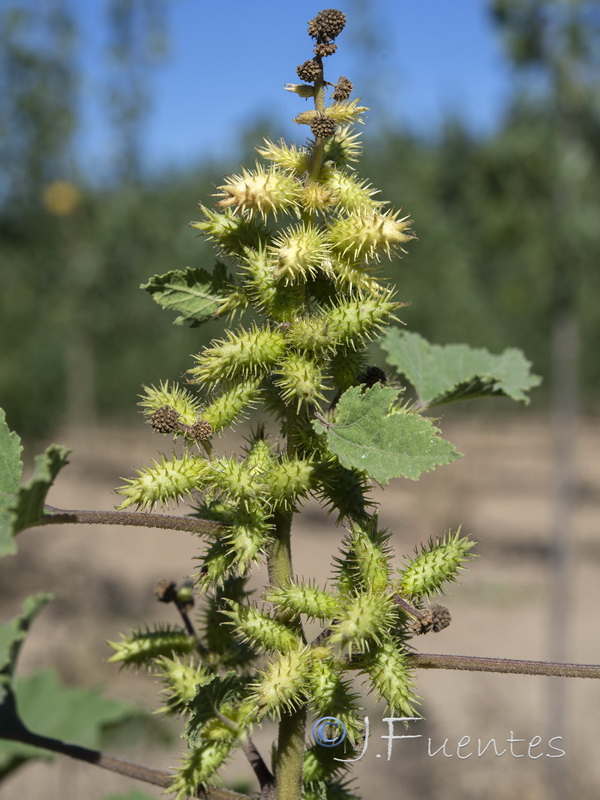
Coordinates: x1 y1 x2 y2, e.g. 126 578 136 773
407 652 600 679
4 726 246 800
240 736 274 792
39 505 225 536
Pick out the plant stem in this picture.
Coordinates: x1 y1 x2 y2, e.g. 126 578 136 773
392 594 425 620
267 509 308 799
273 705 307 800
173 597 208 657
406 652 600 679
267 409 306 797
267 509 294 592
39 504 224 536
3 725 246 800
306 58 327 186
240 735 274 792
211 710 274 792
344 651 600 679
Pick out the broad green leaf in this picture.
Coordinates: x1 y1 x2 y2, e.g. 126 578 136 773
0 669 147 780
312 385 461 484
0 409 23 557
8 445 70 535
142 263 245 327
380 330 542 406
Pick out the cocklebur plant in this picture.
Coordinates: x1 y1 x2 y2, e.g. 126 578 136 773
6 8 597 800
107 9 528 798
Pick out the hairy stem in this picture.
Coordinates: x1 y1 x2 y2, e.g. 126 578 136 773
40 505 224 535
267 422 306 798
273 705 307 800
267 509 295 592
406 652 600 679
267 510 307 799
343 650 600 679
392 594 425 620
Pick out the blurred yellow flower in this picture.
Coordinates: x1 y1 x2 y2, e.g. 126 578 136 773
42 181 81 216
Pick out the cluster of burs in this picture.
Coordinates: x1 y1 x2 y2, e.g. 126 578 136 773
118 8 415 527
110 12 476 797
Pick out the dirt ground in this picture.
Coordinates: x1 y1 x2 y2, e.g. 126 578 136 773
1 408 599 800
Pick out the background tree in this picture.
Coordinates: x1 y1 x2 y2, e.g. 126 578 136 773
490 2 600 798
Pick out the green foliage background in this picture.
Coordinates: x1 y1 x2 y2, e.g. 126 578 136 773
1 0 599 440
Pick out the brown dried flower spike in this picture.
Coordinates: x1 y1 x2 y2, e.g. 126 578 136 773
332 75 353 102
154 579 178 603
150 405 181 434
189 419 214 441
409 603 452 635
314 42 337 58
296 59 321 83
308 9 346 42
310 113 338 140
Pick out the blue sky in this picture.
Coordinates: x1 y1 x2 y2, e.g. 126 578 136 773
73 0 515 174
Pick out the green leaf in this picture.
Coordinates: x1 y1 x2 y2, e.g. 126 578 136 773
0 669 147 780
0 594 53 748
142 264 243 327
380 330 542 406
0 594 52 684
0 409 23 557
185 671 245 743
312 385 461 484
9 445 70 535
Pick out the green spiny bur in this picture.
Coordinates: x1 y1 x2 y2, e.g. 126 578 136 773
274 352 327 410
266 456 315 509
156 656 212 716
201 579 257 667
202 378 263 431
139 380 201 426
267 582 340 620
312 457 373 523
226 603 303 652
107 626 197 667
169 742 232 799
308 658 363 743
117 454 210 510
329 591 397 655
191 205 268 255
361 640 419 716
398 528 477 599
195 539 236 593
216 162 302 219
221 514 272 573
339 517 393 593
189 324 287 387
252 646 312 719
206 457 268 508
